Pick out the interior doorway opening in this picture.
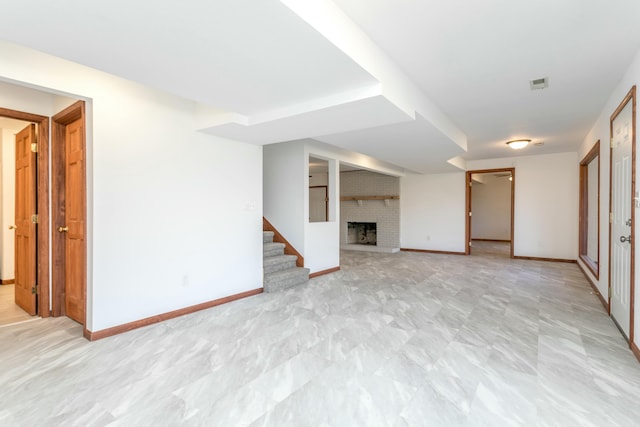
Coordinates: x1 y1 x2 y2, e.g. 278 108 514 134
0 86 87 330
0 107 50 325
465 168 515 258
0 115 40 325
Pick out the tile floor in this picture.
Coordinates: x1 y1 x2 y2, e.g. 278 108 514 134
0 284 36 327
1 242 640 426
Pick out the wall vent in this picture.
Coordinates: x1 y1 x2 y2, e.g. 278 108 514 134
530 77 549 90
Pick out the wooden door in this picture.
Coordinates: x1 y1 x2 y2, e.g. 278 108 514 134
62 117 86 324
610 95 634 338
14 124 37 315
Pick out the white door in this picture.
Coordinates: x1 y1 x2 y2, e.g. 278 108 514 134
610 100 634 338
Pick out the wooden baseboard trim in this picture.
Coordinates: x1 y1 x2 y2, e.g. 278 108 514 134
400 248 466 256
263 217 304 268
577 261 609 312
309 266 340 279
472 239 511 243
513 256 576 264
632 342 640 363
0 279 15 285
83 287 263 341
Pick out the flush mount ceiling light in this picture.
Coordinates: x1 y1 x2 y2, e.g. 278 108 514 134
506 139 531 150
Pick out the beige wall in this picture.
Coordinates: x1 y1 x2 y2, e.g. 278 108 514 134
0 41 264 332
471 174 511 240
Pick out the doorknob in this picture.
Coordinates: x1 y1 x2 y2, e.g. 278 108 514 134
58 226 69 233
620 235 632 243
8 225 16 230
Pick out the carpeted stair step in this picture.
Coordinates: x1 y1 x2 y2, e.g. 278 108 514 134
263 254 298 274
263 242 285 257
264 267 310 292
263 231 274 243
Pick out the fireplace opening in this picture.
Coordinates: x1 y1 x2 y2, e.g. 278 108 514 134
348 222 377 245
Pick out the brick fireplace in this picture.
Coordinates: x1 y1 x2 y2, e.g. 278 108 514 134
340 171 400 253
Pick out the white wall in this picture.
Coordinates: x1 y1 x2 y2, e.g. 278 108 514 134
264 139 405 274
0 41 263 332
471 174 511 240
400 153 578 258
305 153 339 274
263 142 306 252
305 141 400 272
578 48 640 349
305 220 339 273
400 172 466 252
468 153 578 260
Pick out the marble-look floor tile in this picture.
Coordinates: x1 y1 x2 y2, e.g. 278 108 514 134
399 384 468 427
3 242 640 425
467 365 538 426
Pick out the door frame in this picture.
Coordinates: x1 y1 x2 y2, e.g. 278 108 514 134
608 85 636 342
51 100 87 323
0 107 50 318
465 168 515 257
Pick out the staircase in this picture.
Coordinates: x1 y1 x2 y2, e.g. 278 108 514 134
263 231 309 292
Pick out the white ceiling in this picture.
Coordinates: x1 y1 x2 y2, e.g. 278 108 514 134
1 0 640 173
332 0 640 160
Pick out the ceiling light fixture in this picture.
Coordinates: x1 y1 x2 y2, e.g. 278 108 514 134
506 139 531 150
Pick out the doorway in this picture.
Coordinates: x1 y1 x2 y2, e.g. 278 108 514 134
465 168 515 257
609 86 636 341
0 108 50 323
0 98 87 329
0 118 40 325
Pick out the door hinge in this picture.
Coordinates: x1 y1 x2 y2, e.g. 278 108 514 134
610 212 614 224
31 285 38 294
30 142 38 153
31 214 38 224
469 211 472 217
469 181 472 187
469 241 473 247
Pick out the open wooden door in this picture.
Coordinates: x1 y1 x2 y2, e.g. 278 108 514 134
62 117 86 323
52 101 86 326
14 124 37 315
